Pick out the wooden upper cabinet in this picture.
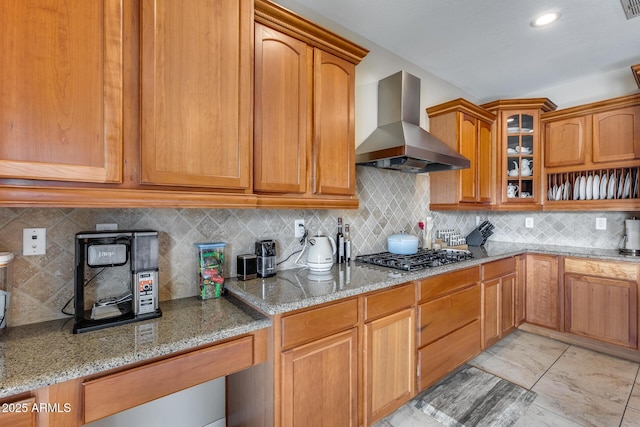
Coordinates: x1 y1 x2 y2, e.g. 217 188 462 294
140 0 252 189
544 116 588 168
313 49 356 196
478 119 493 203
254 23 309 194
592 105 640 163
0 0 123 183
459 114 478 202
427 99 495 210
541 94 640 171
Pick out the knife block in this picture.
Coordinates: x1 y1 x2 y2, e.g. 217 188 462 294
465 223 493 246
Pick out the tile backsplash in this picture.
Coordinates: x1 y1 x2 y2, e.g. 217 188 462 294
0 167 635 327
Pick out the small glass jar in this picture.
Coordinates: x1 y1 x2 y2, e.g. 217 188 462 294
194 243 225 299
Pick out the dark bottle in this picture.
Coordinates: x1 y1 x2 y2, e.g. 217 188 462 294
336 217 344 263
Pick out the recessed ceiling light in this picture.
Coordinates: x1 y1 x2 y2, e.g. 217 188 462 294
531 11 561 27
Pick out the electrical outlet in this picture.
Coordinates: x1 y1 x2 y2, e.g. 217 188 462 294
525 217 534 229
23 228 46 256
475 216 480 226
294 219 305 238
596 217 607 230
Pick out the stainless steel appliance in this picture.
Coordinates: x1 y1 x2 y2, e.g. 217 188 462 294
355 71 470 173
74 230 161 333
621 218 640 256
255 240 276 278
237 254 257 280
356 248 473 272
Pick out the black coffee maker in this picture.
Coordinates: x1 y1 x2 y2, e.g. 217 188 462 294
255 239 276 278
73 230 162 333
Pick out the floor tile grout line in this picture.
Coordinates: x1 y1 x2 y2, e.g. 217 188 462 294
528 342 571 391
619 363 640 427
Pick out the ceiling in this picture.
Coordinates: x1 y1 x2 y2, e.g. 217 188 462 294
284 0 640 102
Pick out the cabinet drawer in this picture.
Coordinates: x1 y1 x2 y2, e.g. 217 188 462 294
418 267 480 302
418 320 481 391
282 299 358 349
0 396 35 427
565 257 637 281
482 257 516 281
364 283 415 322
418 285 480 347
83 336 255 423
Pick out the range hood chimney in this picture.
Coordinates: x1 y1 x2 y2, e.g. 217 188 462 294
356 71 470 173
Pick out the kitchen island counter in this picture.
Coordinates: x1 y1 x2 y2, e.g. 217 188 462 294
226 242 640 315
0 295 270 399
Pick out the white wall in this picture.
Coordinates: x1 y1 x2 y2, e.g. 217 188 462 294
271 0 478 146
522 66 640 109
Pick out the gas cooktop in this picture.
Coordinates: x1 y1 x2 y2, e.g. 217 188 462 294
355 248 474 272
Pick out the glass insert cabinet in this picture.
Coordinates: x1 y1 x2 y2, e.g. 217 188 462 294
506 113 535 200
481 99 557 209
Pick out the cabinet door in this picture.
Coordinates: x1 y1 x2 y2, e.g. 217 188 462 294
565 274 638 348
0 0 123 183
544 116 587 167
365 308 415 425
282 328 357 427
140 0 252 189
525 254 559 330
254 23 309 193
500 273 516 336
477 119 493 203
313 49 356 196
515 255 526 325
482 279 500 348
460 114 478 202
592 106 640 163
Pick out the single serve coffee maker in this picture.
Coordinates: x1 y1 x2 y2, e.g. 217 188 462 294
73 230 162 333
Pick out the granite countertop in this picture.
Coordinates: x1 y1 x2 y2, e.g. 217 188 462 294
0 295 270 398
225 242 640 315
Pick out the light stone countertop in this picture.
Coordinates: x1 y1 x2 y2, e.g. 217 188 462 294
1 242 636 400
0 295 270 398
225 242 640 315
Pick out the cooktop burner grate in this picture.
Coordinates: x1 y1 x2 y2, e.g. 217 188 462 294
355 248 473 271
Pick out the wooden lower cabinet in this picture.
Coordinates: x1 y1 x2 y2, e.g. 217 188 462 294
482 258 517 349
365 308 415 425
564 257 639 349
515 255 526 325
418 321 481 391
482 279 501 347
281 328 358 427
482 277 516 348
416 267 481 391
525 254 559 330
0 396 36 427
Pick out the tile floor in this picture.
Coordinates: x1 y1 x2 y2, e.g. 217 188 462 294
374 330 640 427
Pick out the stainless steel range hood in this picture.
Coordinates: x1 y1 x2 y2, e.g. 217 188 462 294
356 71 470 173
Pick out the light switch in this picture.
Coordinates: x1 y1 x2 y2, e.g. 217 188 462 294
23 228 46 256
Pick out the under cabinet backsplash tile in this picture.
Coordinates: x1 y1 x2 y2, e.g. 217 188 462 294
0 166 633 327
431 210 632 250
